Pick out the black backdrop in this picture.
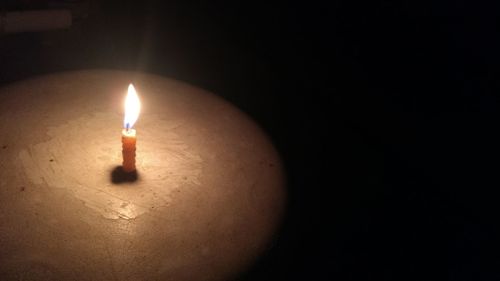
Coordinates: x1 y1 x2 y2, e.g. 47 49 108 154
1 1 500 280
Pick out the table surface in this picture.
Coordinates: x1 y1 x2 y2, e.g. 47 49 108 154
0 70 285 281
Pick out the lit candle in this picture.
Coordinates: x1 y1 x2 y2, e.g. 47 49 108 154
122 83 141 173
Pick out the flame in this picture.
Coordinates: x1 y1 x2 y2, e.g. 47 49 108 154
124 83 141 129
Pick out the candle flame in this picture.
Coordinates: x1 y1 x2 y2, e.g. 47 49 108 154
124 84 141 129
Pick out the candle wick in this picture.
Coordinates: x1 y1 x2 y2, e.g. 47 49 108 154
126 123 130 131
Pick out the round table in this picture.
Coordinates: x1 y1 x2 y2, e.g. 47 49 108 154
0 70 285 281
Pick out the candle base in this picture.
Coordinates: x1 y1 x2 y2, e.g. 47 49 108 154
111 166 138 183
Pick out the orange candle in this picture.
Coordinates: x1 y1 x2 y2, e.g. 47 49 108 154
122 84 141 172
122 128 136 172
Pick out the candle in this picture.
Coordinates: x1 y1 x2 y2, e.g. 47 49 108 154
122 83 140 173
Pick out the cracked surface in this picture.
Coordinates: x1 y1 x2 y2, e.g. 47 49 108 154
0 71 285 281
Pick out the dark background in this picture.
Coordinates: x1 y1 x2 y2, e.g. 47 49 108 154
1 1 500 280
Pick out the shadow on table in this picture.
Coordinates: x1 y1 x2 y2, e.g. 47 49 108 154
110 166 140 184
